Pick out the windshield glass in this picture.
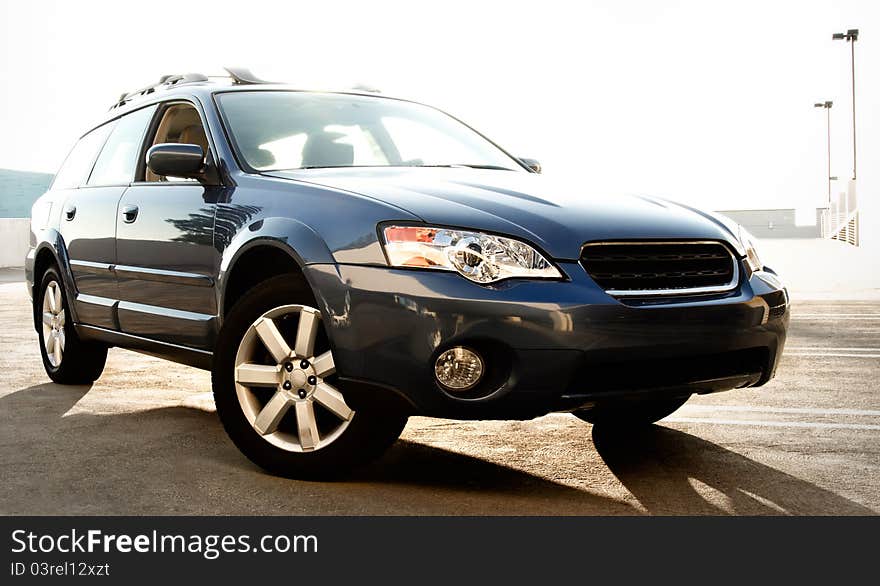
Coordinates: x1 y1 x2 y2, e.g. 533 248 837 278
216 91 523 172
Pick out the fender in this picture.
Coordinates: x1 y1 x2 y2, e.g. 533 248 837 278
27 228 81 329
216 215 337 321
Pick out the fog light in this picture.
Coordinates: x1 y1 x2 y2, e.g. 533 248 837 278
434 347 484 391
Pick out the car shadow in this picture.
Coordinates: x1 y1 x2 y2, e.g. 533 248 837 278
0 383 634 515
592 425 875 515
0 383 871 515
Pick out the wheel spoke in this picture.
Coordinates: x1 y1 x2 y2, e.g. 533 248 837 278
235 363 280 387
294 308 319 358
313 382 353 421
57 309 65 326
254 317 292 363
253 392 292 435
45 330 55 353
53 334 62 364
54 285 62 315
312 350 335 377
57 330 65 352
42 311 53 326
46 284 57 313
295 400 320 450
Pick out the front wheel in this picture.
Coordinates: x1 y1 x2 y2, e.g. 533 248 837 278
212 276 407 479
572 395 690 428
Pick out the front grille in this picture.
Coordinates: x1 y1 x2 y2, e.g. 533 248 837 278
580 241 738 296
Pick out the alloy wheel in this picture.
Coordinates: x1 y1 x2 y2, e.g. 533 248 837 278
42 280 65 367
233 304 353 452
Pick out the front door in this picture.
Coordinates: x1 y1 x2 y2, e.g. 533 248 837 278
114 101 220 349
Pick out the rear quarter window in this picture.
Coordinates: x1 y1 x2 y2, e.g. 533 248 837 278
51 123 114 190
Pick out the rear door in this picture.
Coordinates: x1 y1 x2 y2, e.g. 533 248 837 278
114 100 221 349
55 123 117 328
59 105 158 329
56 104 156 330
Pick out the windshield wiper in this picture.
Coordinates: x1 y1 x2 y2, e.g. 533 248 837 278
295 165 353 169
414 164 517 171
270 164 518 171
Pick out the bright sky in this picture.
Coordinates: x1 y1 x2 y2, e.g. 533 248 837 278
0 0 877 216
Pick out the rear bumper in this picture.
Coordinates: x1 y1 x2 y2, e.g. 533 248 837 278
305 261 789 419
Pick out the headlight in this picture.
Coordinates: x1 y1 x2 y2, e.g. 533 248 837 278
737 226 763 272
381 225 562 284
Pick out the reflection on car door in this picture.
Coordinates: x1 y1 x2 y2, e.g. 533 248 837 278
114 101 220 349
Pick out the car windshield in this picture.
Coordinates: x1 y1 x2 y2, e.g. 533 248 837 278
216 91 523 172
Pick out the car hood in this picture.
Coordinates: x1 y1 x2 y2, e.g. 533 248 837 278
265 168 740 261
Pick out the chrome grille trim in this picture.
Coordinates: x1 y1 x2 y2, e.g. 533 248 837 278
580 240 740 297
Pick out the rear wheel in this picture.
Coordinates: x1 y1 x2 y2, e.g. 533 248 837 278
572 395 690 428
212 275 407 479
37 267 107 384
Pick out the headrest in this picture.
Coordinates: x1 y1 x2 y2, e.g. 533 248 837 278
249 147 277 169
301 132 354 168
180 125 208 155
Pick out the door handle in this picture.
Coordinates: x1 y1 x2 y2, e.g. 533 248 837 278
121 204 139 223
64 205 76 221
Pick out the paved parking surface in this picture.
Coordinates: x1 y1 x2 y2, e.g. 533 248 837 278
1 272 877 515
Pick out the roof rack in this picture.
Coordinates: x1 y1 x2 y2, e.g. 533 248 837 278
110 68 381 110
223 67 271 85
110 73 210 110
110 67 272 110
349 83 382 94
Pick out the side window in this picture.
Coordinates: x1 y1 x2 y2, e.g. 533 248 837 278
145 103 209 182
51 123 114 189
88 105 157 187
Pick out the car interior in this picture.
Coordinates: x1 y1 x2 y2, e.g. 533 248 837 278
145 104 209 181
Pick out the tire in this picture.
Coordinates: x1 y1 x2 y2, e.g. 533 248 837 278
212 275 408 479
572 395 690 428
36 266 107 384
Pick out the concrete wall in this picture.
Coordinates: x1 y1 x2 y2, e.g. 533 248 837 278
0 219 30 268
717 208 822 239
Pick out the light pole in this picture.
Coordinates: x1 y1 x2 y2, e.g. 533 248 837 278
814 101 834 206
832 28 858 180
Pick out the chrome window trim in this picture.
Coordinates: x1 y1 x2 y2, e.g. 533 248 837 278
580 240 740 297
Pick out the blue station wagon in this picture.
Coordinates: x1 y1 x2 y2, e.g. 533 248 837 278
26 69 789 478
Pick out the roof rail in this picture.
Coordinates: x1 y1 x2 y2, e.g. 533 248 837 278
110 73 210 110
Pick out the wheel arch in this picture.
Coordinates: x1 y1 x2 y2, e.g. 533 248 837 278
217 217 335 320
30 230 79 331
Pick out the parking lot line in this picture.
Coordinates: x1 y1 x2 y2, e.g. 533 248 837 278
680 404 880 417
785 352 880 358
794 316 880 320
664 418 880 431
786 347 880 352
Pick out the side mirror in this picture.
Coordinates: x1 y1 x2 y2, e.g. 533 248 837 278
519 158 541 174
147 143 205 179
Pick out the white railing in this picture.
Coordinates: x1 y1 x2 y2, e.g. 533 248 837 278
821 180 859 246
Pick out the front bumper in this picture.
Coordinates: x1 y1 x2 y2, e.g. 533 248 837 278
305 260 789 419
